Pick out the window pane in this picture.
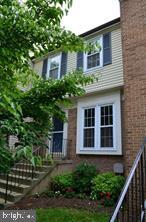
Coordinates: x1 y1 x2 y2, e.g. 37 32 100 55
50 56 60 69
84 108 95 127
101 127 113 147
53 117 63 132
49 68 59 79
87 53 100 69
84 128 94 148
52 132 63 152
101 105 113 126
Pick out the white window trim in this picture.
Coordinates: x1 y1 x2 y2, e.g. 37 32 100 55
98 104 116 150
83 107 96 149
76 91 122 155
84 36 103 72
46 53 61 79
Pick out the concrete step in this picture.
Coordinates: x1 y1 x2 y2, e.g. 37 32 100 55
0 198 13 209
0 162 55 206
1 174 38 186
16 163 52 172
0 179 30 194
0 187 22 202
11 168 45 178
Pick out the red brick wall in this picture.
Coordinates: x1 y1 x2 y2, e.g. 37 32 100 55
67 108 123 173
120 0 146 173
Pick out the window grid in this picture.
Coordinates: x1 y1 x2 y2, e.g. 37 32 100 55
87 52 100 69
85 37 102 71
100 105 114 148
48 55 61 79
83 108 95 148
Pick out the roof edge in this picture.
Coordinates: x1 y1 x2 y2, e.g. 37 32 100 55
79 17 120 37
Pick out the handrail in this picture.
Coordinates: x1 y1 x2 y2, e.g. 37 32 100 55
109 138 146 222
4 146 47 203
3 138 71 204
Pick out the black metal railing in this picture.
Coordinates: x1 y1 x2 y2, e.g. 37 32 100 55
49 138 71 160
1 138 71 205
109 138 146 222
2 146 47 204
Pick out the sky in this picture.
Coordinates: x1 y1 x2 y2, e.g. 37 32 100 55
61 0 120 35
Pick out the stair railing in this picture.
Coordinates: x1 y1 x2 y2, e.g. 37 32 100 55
3 138 72 204
3 146 47 204
109 138 146 222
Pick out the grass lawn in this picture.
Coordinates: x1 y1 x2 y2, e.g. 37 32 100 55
36 208 109 222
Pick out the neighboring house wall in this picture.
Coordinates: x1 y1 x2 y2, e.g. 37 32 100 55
120 0 146 174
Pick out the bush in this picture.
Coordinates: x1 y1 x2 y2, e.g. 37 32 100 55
72 162 97 194
0 146 14 173
91 172 125 206
51 173 73 194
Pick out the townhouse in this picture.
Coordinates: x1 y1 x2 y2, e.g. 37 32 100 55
33 18 125 172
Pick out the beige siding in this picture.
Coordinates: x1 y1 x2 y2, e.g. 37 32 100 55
33 27 124 94
33 60 43 77
67 28 124 93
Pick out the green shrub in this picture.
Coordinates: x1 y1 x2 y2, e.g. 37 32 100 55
51 173 73 194
63 188 76 198
91 172 125 205
0 146 14 173
42 191 55 198
72 162 97 194
75 193 87 200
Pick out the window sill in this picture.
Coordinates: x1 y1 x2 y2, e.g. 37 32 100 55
77 148 122 155
84 65 102 74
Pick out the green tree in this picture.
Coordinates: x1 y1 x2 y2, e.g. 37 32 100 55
0 0 96 171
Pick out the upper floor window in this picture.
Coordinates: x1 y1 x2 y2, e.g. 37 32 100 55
77 32 112 72
42 52 67 80
48 55 61 79
85 37 102 71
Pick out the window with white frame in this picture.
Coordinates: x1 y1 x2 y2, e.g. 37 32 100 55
48 55 61 79
83 108 95 148
85 37 102 71
76 92 122 155
100 105 113 148
82 104 114 150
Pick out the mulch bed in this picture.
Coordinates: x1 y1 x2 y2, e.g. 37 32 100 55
7 195 113 214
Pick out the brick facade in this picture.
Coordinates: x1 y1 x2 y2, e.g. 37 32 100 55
67 108 124 172
120 0 146 173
